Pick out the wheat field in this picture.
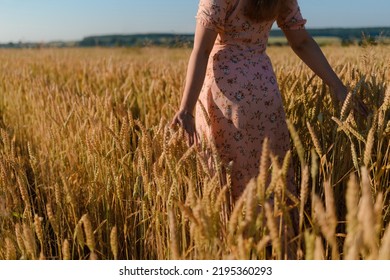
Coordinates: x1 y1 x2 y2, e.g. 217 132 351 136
0 45 389 260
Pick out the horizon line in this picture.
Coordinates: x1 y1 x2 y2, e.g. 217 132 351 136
1 26 389 44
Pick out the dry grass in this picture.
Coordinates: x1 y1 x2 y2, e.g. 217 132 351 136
0 46 389 260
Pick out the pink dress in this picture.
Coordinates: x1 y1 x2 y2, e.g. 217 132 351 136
195 0 306 199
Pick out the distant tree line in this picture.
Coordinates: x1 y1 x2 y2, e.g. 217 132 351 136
77 28 390 47
271 27 390 46
78 34 195 48
1 27 389 48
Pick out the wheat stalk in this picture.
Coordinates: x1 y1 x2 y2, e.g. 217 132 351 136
312 195 339 259
378 223 390 260
5 238 16 260
307 122 323 157
62 239 71 260
168 208 180 259
258 138 270 203
110 226 118 260
358 167 378 259
299 165 309 232
264 202 281 259
286 120 305 166
344 173 361 259
364 123 376 166
23 223 36 260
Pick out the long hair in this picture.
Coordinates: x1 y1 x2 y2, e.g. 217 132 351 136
244 0 282 21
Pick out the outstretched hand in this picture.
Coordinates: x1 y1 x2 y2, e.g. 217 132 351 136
332 85 369 118
170 110 198 146
352 95 369 117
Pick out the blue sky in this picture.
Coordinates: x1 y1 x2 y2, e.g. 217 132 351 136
0 0 389 43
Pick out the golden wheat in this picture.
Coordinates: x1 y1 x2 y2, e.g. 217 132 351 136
0 46 388 260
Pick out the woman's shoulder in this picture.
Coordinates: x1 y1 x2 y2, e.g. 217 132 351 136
277 0 306 30
198 0 238 8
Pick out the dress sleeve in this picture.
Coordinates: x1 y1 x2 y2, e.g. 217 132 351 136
196 0 229 33
277 0 307 30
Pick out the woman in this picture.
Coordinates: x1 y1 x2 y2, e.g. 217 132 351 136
171 0 365 200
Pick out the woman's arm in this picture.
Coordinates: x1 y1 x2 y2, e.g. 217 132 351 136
283 28 368 115
283 29 347 102
171 22 217 144
178 23 217 114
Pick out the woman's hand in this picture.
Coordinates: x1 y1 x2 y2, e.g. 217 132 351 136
331 84 348 104
332 84 369 118
171 110 198 146
169 23 217 146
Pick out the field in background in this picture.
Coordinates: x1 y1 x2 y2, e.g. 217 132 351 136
268 36 342 46
0 46 389 260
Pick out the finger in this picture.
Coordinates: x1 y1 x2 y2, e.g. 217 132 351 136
182 127 194 146
356 100 369 117
170 116 181 128
187 130 198 147
351 97 362 115
194 131 199 147
355 103 365 116
170 119 177 128
362 102 369 116
188 134 194 146
184 127 193 146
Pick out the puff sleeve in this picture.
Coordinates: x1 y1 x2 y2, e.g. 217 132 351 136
196 0 229 33
277 0 307 30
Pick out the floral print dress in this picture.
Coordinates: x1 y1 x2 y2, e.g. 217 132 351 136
195 0 306 199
